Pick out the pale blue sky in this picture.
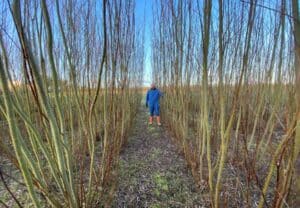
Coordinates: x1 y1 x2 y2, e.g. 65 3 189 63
135 0 153 86
1 0 296 86
0 0 154 86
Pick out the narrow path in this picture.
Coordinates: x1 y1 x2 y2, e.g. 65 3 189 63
114 105 205 207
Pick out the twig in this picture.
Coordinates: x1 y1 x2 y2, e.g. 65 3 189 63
1 170 26 187
0 27 21 51
240 0 299 23
0 199 10 208
0 166 23 208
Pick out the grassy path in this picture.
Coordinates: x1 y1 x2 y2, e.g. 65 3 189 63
114 105 206 207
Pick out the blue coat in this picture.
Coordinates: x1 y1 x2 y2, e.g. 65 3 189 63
146 88 162 107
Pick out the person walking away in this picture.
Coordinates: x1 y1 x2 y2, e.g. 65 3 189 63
145 83 163 125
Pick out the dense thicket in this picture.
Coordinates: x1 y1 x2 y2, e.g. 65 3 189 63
0 0 144 206
152 0 300 207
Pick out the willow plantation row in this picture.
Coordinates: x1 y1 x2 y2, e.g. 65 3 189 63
0 0 299 207
0 0 143 207
152 0 300 207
